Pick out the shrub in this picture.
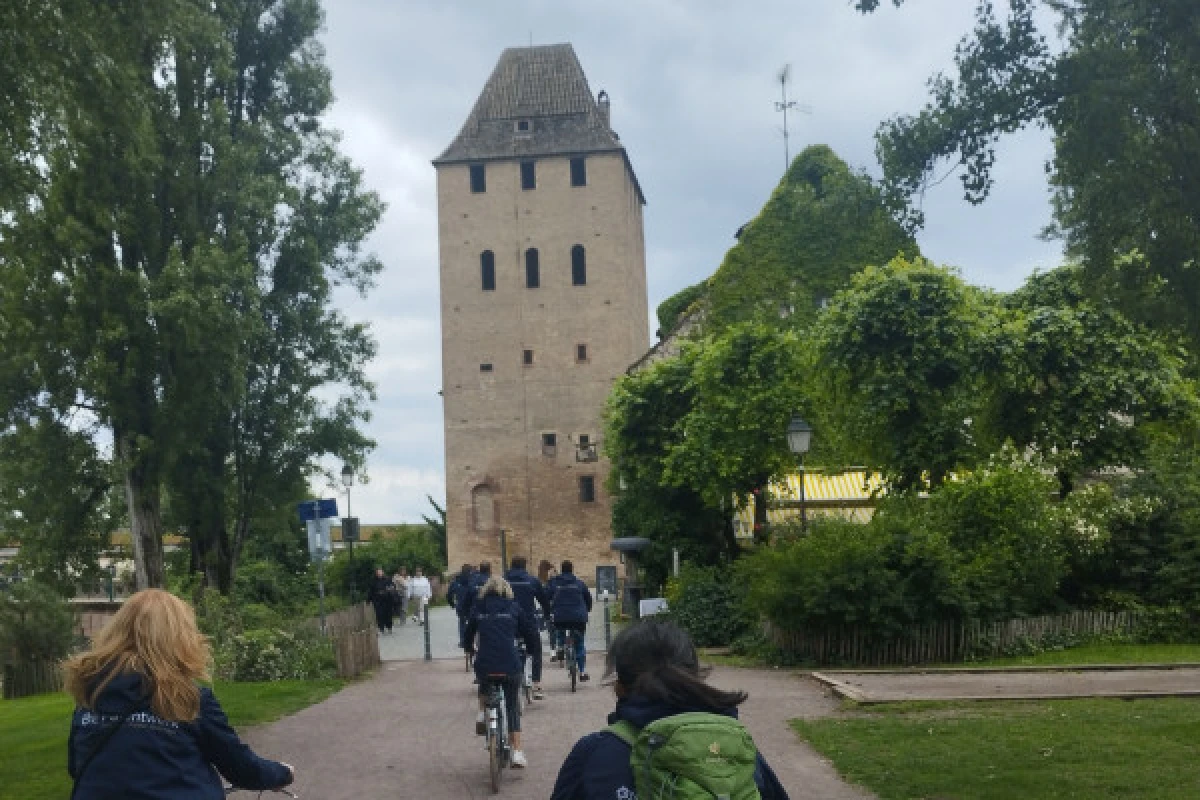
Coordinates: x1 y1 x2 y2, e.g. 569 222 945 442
216 627 336 682
0 581 77 663
664 564 749 648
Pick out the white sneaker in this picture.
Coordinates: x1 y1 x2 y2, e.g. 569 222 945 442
475 712 486 735
510 750 527 769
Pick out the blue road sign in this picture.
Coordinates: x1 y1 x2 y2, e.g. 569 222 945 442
297 501 318 522
317 498 338 518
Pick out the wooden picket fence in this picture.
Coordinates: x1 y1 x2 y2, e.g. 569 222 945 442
767 610 1144 667
305 603 380 678
3 660 64 699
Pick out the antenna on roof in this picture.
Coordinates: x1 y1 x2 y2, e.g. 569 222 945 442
775 64 812 171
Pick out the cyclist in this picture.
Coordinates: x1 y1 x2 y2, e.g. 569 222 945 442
461 561 491 620
549 618 790 800
446 563 475 648
504 556 550 699
464 575 541 768
547 560 593 681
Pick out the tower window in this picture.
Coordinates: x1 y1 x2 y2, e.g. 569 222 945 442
579 434 590 447
480 363 493 373
571 245 587 286
469 164 486 193
525 248 540 288
579 475 596 503
542 432 557 456
521 161 536 190
522 349 534 366
576 343 588 362
516 119 531 132
570 157 587 187
480 250 496 291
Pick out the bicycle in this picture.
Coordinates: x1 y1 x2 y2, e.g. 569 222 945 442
516 637 533 708
480 673 512 793
563 628 578 693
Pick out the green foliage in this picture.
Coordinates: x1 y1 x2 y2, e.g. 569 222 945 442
233 560 317 616
704 145 917 332
0 582 77 663
421 495 448 566
218 627 335 683
324 527 443 600
655 281 707 335
664 565 750 648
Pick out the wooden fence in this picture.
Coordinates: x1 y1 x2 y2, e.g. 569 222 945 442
3 660 64 700
767 610 1144 667
304 603 380 678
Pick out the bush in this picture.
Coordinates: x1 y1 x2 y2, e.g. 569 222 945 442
324 527 443 602
664 564 749 648
218 627 336 682
0 581 77 663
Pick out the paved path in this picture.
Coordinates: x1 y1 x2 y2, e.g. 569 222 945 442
378 603 614 662
815 666 1200 703
243 660 871 799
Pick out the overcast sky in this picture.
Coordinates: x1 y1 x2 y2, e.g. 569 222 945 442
314 0 1064 524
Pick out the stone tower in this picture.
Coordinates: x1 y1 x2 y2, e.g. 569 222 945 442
433 44 649 582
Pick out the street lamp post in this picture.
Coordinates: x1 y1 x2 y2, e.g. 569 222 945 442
341 464 355 600
786 415 814 532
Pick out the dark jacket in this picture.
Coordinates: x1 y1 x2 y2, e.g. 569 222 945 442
548 572 593 626
460 570 490 619
367 574 395 606
68 671 291 800
503 567 549 621
549 695 790 800
464 593 540 677
447 573 474 618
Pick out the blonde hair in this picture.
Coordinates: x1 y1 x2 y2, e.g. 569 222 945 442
478 575 514 600
64 589 211 722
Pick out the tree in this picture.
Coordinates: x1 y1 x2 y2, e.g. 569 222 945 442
856 0 1200 360
421 495 447 567
703 145 917 332
655 281 706 337
813 257 997 490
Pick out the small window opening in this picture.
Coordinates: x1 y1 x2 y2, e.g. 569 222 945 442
579 434 590 447
579 475 596 503
576 343 588 362
516 119 531 132
480 250 495 291
571 244 587 286
469 164 486 193
521 161 536 190
525 248 540 288
480 363 493 373
522 349 534 366
542 432 557 456
570 157 587 187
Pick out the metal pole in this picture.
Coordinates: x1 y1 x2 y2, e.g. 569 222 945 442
423 604 432 662
604 596 612 651
347 486 355 603
318 556 327 634
672 548 680 578
800 462 807 533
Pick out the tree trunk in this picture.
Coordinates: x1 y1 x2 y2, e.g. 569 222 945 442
120 442 165 589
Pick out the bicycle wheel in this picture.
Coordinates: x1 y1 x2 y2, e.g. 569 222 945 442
488 730 501 793
568 633 577 693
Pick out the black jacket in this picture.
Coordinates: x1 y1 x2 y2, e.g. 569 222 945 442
68 671 291 800
503 567 549 621
367 574 395 606
464 593 540 677
460 570 490 619
549 694 790 800
447 573 474 618
548 573 593 626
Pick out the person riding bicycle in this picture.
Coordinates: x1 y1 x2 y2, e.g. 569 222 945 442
464 575 541 769
504 556 550 699
447 563 476 648
549 617 790 800
548 560 593 681
461 561 492 620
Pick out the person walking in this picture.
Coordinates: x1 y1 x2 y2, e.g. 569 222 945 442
548 560 592 680
392 566 410 625
447 564 476 648
504 556 550 699
464 576 541 769
408 567 433 625
550 618 790 800
367 567 396 634
65 589 295 799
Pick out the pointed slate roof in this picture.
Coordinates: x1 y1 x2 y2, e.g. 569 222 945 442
435 44 643 201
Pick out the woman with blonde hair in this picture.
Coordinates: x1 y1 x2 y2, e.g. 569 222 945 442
463 575 540 768
65 589 294 799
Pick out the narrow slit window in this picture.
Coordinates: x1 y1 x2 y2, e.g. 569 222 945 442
469 164 486 193
479 363 493 373
525 248 540 288
571 245 586 286
570 157 587 187
542 432 557 456
521 161 536 190
576 343 588 362
480 250 496 291
522 349 534 366
579 475 596 503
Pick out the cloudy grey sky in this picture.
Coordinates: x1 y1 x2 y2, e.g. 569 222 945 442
315 0 1063 524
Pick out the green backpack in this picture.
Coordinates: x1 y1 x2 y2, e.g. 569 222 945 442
608 712 762 800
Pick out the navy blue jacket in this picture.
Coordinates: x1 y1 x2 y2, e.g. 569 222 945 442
68 671 291 800
447 573 474 618
550 695 790 800
548 573 593 626
504 567 549 621
464 593 541 677
461 570 491 619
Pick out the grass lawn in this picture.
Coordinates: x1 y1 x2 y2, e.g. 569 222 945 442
793 697 1200 799
0 678 344 800
968 642 1200 668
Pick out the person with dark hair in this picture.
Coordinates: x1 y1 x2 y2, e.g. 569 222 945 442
504 556 550 699
547 560 592 681
366 567 396 634
464 576 541 769
447 563 475 648
550 618 790 800
461 561 491 620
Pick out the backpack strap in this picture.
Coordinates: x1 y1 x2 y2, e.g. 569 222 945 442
606 719 639 748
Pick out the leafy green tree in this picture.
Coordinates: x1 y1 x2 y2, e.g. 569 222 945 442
855 0 1200 360
0 581 77 663
813 257 997 490
421 495 448 567
655 281 706 336
704 145 917 332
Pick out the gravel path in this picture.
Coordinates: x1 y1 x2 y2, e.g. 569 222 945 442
242 659 871 799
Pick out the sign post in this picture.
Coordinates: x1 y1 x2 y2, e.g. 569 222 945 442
298 498 339 633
